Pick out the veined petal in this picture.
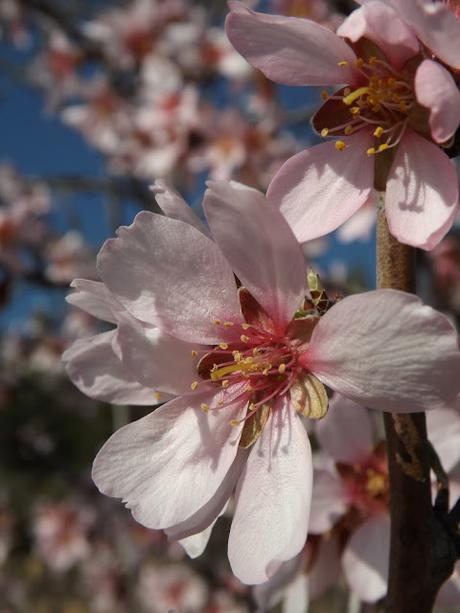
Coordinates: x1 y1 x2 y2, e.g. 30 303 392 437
92 390 247 530
390 0 460 70
337 1 419 68
225 1 358 86
267 134 374 243
303 289 460 413
97 211 243 344
62 330 157 405
342 515 390 603
228 404 312 584
116 322 205 396
151 180 209 235
385 131 458 250
66 279 120 324
415 60 460 144
165 450 247 541
316 394 374 463
204 181 306 329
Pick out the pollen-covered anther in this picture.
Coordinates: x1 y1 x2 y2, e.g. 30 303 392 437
338 60 348 67
344 125 354 136
191 381 199 390
321 90 329 101
321 128 329 137
200 403 210 412
367 147 376 156
223 321 234 328
191 350 198 357
335 140 346 151
373 126 384 138
240 334 250 343
219 342 229 350
278 363 287 374
213 319 221 326
241 323 251 330
222 379 230 388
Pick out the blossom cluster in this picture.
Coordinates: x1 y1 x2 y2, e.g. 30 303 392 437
1 0 460 611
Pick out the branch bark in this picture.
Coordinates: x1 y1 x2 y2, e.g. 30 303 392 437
376 207 457 612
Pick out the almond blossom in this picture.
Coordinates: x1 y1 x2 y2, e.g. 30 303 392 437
226 1 460 249
63 180 460 585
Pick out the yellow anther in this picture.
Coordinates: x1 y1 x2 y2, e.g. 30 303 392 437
222 379 230 388
240 335 250 343
232 351 242 361
213 319 221 326
223 321 234 328
373 126 384 138
241 323 251 330
350 106 361 115
337 60 348 67
369 56 378 65
355 58 364 68
321 90 329 101
367 147 376 156
219 343 229 350
344 125 354 135
191 381 199 390
335 140 346 151
320 128 329 137
200 403 210 412
278 363 287 374
230 419 240 427
153 392 161 401
191 350 198 357
343 86 370 106
378 143 389 152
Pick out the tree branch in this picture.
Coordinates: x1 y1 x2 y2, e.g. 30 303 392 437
376 206 458 612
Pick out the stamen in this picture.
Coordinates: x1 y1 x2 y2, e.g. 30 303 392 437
200 403 210 412
219 343 229 350
240 335 250 343
373 126 384 138
367 147 376 156
191 381 199 390
343 87 370 106
191 350 198 357
321 128 329 137
335 140 346 151
337 60 348 67
223 321 234 328
213 319 221 326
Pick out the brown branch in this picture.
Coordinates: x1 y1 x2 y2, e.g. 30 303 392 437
376 207 458 612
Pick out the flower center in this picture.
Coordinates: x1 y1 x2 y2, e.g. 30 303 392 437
318 56 415 156
337 443 389 517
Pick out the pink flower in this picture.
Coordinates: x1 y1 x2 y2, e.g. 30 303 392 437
226 1 460 249
64 180 460 584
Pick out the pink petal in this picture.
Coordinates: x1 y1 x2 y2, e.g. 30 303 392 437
309 466 347 533
228 405 312 584
337 192 377 244
385 131 458 250
342 515 390 603
66 279 120 324
303 289 460 413
415 59 460 144
92 391 246 530
116 322 204 396
436 561 460 608
204 181 306 329
165 450 247 541
253 555 304 612
316 394 374 463
151 180 208 235
391 0 460 69
337 1 419 68
97 211 243 344
426 408 460 473
62 330 157 405
225 1 358 86
267 133 374 243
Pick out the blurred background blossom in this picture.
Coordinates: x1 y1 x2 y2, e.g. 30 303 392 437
0 0 459 611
